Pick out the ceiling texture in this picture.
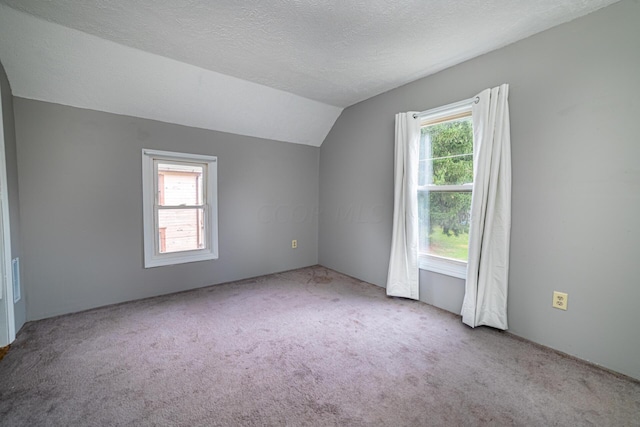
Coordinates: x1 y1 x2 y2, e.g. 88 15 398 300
0 0 619 146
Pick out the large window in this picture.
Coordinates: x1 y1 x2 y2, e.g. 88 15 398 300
418 104 473 278
142 149 218 268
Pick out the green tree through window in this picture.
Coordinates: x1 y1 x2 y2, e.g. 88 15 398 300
418 115 473 261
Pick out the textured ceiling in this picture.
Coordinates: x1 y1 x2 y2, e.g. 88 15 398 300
0 0 620 145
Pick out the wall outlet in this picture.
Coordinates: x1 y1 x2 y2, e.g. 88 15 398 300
291 239 297 249
552 291 568 310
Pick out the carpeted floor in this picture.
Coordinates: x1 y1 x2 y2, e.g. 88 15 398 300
0 266 638 426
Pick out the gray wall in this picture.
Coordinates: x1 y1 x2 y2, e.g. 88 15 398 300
0 59 25 337
14 98 319 320
319 0 640 380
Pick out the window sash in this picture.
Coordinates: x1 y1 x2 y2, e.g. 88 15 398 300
153 158 209 256
419 183 471 277
153 205 208 256
154 159 206 208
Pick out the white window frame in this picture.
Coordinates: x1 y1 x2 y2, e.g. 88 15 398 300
142 149 218 268
417 100 474 279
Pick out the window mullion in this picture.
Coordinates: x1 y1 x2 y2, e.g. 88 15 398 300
156 205 205 210
418 184 473 193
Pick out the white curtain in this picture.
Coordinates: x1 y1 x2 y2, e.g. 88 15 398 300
461 84 512 329
386 112 420 300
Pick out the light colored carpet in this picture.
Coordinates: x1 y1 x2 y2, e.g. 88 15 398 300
0 266 638 426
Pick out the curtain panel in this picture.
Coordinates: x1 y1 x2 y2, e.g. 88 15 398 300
461 84 512 330
386 112 420 300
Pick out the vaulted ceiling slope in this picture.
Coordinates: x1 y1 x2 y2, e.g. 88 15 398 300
0 0 619 146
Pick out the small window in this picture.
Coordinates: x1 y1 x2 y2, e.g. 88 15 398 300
142 149 218 268
418 104 473 278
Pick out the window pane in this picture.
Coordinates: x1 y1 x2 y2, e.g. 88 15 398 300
419 191 471 261
158 208 206 253
419 117 473 186
157 162 204 206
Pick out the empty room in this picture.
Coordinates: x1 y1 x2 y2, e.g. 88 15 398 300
0 0 639 425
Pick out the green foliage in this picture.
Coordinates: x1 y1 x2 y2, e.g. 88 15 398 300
427 119 473 186
419 118 473 241
429 192 472 237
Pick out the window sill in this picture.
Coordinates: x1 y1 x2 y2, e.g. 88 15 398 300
418 254 467 279
144 250 218 268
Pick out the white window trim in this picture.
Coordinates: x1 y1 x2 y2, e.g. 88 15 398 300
419 254 467 279
142 149 218 268
418 101 474 279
